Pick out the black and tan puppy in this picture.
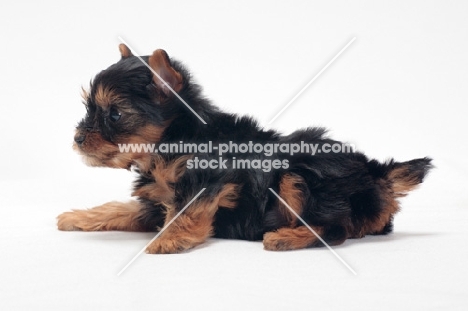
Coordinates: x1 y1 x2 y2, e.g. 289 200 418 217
57 44 432 253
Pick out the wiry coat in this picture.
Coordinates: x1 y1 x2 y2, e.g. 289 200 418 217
57 45 432 253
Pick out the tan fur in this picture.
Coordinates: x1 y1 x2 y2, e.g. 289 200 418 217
94 84 121 109
132 155 192 203
146 184 240 254
388 167 421 196
148 49 183 95
80 86 89 103
74 124 166 170
278 174 305 226
263 226 324 251
217 183 240 208
353 179 401 237
119 43 133 58
57 201 143 231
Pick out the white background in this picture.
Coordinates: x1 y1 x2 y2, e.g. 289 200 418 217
1 0 467 310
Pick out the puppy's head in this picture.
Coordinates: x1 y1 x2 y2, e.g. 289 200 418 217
74 44 185 169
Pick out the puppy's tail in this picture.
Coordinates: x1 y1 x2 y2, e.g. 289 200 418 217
354 157 433 237
372 157 433 197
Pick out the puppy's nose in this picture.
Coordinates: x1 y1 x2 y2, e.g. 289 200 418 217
74 133 86 145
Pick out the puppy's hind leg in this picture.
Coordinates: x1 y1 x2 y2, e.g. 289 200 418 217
263 225 347 251
263 226 323 251
57 200 145 232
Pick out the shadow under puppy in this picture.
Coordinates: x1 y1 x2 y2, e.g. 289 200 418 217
57 44 433 254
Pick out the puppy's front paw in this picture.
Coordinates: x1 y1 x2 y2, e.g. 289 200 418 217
57 211 83 231
145 237 194 254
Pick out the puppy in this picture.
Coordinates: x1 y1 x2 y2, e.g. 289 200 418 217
57 44 432 253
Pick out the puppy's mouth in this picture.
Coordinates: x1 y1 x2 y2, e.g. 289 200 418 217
72 124 165 171
74 142 147 171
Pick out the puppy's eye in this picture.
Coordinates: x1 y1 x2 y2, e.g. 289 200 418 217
109 107 121 122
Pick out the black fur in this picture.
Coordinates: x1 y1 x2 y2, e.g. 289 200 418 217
74 49 433 248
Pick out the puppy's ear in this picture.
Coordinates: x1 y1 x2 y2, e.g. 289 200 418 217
119 44 133 59
148 49 183 97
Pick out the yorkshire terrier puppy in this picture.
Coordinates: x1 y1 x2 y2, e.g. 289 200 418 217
57 44 432 253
